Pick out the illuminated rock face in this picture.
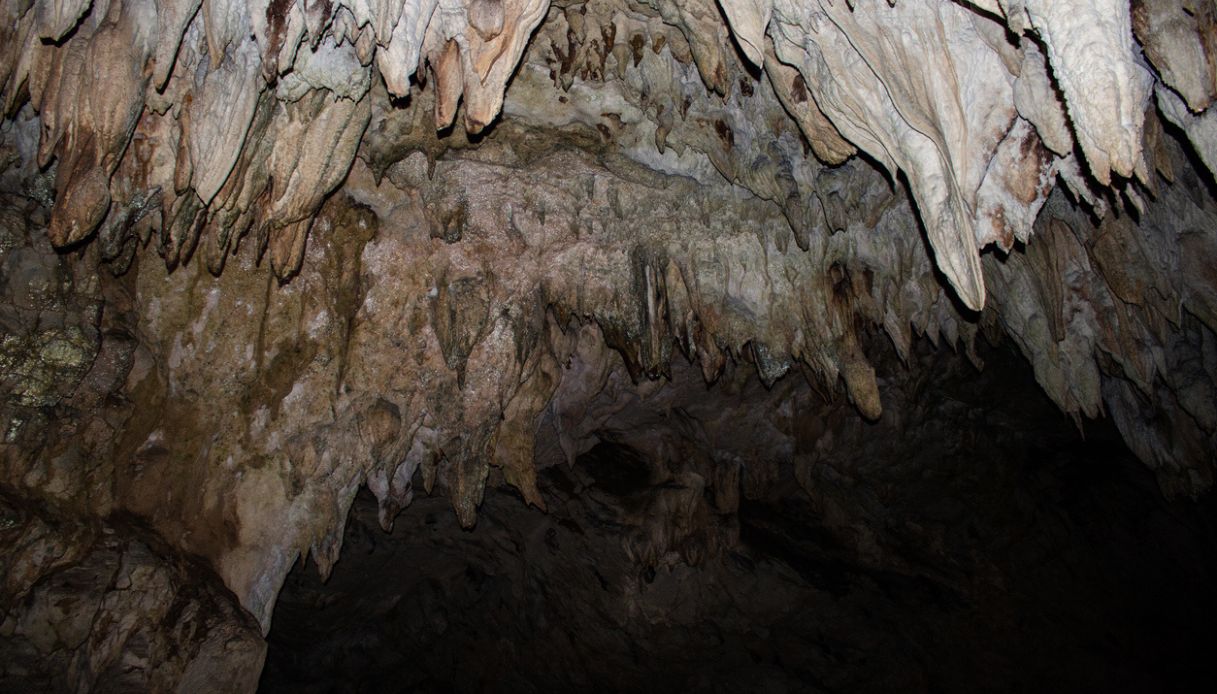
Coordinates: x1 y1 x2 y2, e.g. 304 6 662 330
1 1 1216 690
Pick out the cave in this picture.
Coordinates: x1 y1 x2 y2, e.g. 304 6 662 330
258 342 1217 693
2 1 1217 693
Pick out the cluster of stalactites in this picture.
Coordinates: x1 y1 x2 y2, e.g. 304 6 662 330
0 0 549 278
2 1 1217 311
720 0 1166 312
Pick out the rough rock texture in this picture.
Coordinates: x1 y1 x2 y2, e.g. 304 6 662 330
1 1 1217 690
0 488 266 691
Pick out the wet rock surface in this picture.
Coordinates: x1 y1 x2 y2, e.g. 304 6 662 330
262 344 1217 693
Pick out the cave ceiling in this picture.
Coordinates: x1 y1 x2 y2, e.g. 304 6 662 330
2 0 1216 647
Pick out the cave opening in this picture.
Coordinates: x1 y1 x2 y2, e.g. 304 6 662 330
259 340 1217 694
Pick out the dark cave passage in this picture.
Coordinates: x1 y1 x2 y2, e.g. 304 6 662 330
259 345 1217 694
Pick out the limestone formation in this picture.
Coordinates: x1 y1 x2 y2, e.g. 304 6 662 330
1 1 1216 690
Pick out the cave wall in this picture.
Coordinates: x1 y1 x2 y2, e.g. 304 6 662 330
0 487 265 692
2 0 1217 689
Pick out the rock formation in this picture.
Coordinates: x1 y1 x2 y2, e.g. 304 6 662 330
1 0 1215 689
